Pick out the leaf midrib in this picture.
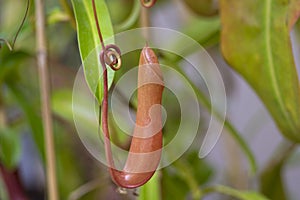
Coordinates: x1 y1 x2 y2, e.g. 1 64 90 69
265 0 296 133
82 0 100 59
82 0 102 101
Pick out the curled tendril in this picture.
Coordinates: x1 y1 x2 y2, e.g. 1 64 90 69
92 0 122 71
100 44 122 71
0 0 30 51
140 0 157 8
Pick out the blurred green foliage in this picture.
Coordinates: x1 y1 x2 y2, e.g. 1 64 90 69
0 0 299 199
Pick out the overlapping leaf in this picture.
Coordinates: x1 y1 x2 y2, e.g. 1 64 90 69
71 0 115 103
221 0 300 142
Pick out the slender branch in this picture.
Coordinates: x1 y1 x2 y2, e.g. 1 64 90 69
35 0 58 199
68 179 104 200
175 161 202 199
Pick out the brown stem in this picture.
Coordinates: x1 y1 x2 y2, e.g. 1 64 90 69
35 0 58 199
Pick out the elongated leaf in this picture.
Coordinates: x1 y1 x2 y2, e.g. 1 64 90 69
0 128 21 170
183 0 218 16
204 185 269 200
139 172 161 200
221 0 300 142
71 0 115 103
259 143 295 200
0 50 30 84
7 83 44 161
52 89 98 138
260 162 286 200
52 90 74 122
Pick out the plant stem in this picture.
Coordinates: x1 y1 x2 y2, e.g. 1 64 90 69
68 179 103 200
0 164 28 200
35 0 58 199
175 161 202 199
140 5 150 40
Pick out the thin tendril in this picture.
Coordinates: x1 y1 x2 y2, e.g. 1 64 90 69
91 0 120 174
140 0 157 8
0 0 30 51
91 0 121 70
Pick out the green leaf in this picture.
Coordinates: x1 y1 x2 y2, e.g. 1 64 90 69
0 50 30 84
164 17 220 62
162 167 189 200
7 83 45 161
173 160 205 199
183 0 218 16
47 8 70 25
52 89 74 122
71 0 115 103
260 162 286 200
162 152 213 200
52 89 98 142
113 0 140 32
182 17 220 49
259 143 295 200
185 151 213 185
54 123 83 199
220 0 300 142
0 128 21 170
139 172 161 200
204 185 270 200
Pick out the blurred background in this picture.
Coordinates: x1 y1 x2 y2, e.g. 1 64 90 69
0 0 300 199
